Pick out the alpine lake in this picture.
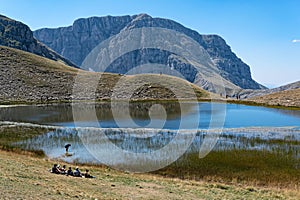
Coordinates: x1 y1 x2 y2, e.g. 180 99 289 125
1 101 300 185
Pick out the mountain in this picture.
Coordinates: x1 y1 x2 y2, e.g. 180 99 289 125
0 14 76 67
33 14 265 92
0 45 209 103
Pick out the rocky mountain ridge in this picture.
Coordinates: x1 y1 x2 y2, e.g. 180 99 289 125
33 14 265 91
0 14 76 67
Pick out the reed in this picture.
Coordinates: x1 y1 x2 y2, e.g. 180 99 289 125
0 126 49 156
156 148 300 187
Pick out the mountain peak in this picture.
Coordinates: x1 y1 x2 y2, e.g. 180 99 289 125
0 14 76 67
133 13 152 20
0 14 9 19
33 14 266 90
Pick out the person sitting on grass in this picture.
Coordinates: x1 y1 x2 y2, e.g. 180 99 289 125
83 169 95 178
67 167 73 176
73 166 82 177
59 165 67 174
51 164 61 174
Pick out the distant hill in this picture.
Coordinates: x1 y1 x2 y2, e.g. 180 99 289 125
0 46 209 103
0 14 76 67
249 87 300 108
33 14 266 91
270 81 300 92
243 81 300 107
238 81 300 99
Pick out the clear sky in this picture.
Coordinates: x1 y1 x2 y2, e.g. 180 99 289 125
1 0 299 87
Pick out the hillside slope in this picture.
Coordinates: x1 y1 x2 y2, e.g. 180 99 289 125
0 46 209 103
239 81 300 99
249 88 300 107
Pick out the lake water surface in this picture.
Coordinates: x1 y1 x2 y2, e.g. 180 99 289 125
1 102 299 129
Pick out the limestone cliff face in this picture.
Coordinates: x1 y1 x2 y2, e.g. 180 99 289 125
34 14 265 90
33 15 132 67
201 35 262 89
0 15 76 67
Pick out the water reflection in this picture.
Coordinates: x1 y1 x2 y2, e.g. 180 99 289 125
16 125 300 169
1 102 299 129
0 101 195 128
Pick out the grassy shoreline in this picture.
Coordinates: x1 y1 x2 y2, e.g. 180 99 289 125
226 99 300 111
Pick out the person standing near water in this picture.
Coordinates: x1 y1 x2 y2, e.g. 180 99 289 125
64 144 71 154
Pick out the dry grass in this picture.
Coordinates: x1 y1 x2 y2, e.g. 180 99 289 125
249 88 300 108
0 45 210 103
0 150 299 200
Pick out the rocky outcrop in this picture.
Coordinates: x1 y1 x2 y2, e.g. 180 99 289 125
0 14 76 67
34 14 265 90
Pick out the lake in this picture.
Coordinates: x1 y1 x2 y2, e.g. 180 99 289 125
1 101 299 172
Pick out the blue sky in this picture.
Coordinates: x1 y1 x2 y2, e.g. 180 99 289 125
1 0 299 87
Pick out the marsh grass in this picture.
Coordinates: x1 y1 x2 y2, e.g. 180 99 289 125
156 148 300 187
0 126 50 156
155 131 300 188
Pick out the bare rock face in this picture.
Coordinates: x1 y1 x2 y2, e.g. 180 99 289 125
201 35 264 89
33 15 133 67
0 15 76 67
33 14 265 90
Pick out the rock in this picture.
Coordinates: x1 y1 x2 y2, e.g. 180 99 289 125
0 14 76 67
